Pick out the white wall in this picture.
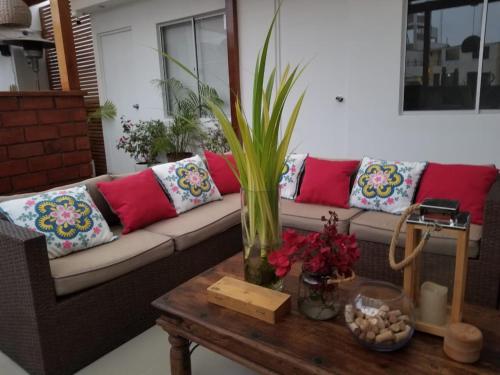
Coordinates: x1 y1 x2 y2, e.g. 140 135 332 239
343 0 500 165
76 0 500 170
74 0 225 173
239 0 500 165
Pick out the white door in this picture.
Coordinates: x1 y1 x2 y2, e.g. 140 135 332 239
98 28 137 174
279 0 350 158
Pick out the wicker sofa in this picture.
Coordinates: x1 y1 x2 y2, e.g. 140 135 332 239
0 174 242 375
280 175 500 309
1 170 499 375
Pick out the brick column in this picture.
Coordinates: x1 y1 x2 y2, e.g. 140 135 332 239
0 91 93 195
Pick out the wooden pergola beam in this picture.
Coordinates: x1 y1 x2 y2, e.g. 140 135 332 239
49 0 80 91
225 0 241 137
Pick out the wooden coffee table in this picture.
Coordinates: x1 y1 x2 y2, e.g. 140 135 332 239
152 253 500 374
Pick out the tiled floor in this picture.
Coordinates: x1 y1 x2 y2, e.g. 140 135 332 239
0 326 256 375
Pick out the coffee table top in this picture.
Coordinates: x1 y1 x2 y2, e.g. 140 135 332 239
152 253 500 375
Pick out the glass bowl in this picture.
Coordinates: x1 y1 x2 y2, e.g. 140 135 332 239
344 280 415 352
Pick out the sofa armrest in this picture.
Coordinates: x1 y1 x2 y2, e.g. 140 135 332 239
0 220 56 308
480 176 500 264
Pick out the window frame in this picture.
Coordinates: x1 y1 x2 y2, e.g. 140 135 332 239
399 0 500 115
156 10 227 118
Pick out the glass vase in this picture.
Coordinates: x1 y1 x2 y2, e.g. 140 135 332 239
298 270 341 320
345 280 415 351
241 188 282 289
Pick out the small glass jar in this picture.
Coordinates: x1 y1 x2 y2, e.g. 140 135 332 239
298 271 341 320
345 280 415 351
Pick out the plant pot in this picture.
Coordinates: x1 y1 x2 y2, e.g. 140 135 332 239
167 152 193 162
241 188 282 290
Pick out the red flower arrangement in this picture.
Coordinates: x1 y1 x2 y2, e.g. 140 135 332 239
268 211 360 278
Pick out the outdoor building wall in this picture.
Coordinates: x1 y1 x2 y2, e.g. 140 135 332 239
77 0 226 173
0 92 92 194
75 0 500 168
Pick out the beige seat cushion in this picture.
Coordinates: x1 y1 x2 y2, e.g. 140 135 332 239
50 226 174 296
281 199 363 233
349 211 481 258
144 193 241 251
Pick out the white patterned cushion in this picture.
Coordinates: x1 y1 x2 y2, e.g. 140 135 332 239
349 157 427 214
152 155 222 214
0 186 115 259
280 153 308 200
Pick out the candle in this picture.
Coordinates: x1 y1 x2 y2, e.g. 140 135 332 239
419 281 448 326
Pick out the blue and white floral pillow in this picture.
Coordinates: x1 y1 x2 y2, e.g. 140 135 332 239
280 153 308 200
349 157 427 214
152 155 222 214
0 186 115 259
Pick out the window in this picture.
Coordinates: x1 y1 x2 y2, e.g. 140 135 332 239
403 0 500 111
159 12 230 115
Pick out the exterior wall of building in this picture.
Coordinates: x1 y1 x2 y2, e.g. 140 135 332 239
74 0 500 167
0 92 92 195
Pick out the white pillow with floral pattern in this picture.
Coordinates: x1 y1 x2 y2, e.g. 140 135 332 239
349 156 427 214
0 186 115 259
280 153 308 200
152 155 222 214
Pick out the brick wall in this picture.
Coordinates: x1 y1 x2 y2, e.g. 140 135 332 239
0 91 93 195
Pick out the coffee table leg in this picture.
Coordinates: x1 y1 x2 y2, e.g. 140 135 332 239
169 334 192 375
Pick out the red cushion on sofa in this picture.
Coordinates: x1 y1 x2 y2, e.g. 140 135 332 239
295 157 360 208
204 150 240 194
97 169 177 234
416 162 498 224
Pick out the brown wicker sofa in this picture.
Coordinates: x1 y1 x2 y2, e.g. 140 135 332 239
281 175 500 309
0 174 242 375
1 169 499 375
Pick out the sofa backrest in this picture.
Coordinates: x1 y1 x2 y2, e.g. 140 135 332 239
0 175 120 226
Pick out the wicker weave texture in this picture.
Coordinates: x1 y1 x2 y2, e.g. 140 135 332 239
0 219 242 375
0 0 31 27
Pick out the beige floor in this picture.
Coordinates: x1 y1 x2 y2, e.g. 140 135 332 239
0 326 256 375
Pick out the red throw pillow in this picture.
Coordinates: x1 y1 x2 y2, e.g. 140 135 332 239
97 169 177 234
204 150 240 194
416 162 498 225
295 157 360 208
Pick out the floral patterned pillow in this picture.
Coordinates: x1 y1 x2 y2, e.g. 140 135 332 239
0 186 115 259
152 155 222 214
349 157 427 214
280 153 308 200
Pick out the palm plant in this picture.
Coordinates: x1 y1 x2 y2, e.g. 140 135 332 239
153 78 224 160
161 4 305 286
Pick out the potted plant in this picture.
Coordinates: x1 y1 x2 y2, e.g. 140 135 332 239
203 123 230 154
157 78 224 162
161 5 304 289
207 9 306 288
116 117 168 170
269 212 360 320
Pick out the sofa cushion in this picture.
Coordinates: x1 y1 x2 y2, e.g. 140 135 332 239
0 186 116 259
349 211 481 258
280 153 308 200
97 169 177 234
350 156 427 214
50 226 174 296
296 157 360 208
0 175 119 226
204 150 240 195
281 199 362 233
143 193 241 251
415 162 498 225
152 155 222 214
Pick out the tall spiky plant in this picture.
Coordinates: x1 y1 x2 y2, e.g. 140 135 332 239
161 5 305 286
